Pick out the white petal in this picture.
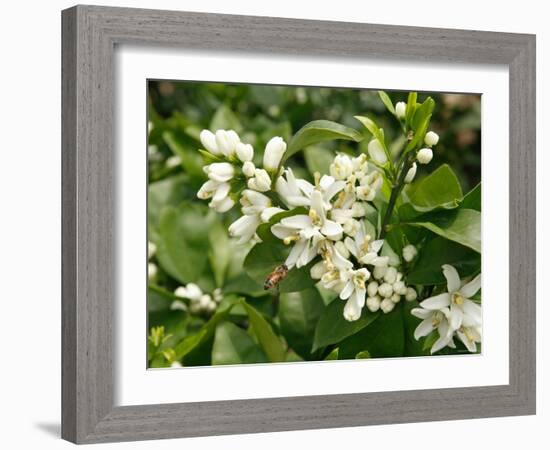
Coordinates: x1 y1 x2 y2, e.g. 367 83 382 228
442 264 461 293
339 280 354 300
212 182 230 202
343 296 361 321
411 307 433 320
420 293 451 310
460 274 482 298
462 299 482 325
296 179 314 197
321 220 343 239
271 224 293 239
285 239 306 269
457 330 478 352
260 207 284 223
370 239 384 253
431 333 452 354
344 236 359 258
310 190 325 219
323 180 346 201
449 303 463 330
414 318 434 340
280 214 312 230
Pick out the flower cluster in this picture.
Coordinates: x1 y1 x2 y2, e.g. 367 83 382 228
411 264 482 354
173 282 223 315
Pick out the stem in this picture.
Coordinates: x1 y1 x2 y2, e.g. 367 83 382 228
380 154 414 239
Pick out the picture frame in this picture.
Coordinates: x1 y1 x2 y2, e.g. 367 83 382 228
61 4 536 444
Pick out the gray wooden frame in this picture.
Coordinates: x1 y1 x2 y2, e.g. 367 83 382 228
62 4 536 444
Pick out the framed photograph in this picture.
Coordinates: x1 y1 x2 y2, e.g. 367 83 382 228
62 5 536 444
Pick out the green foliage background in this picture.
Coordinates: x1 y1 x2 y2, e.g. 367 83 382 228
147 80 481 368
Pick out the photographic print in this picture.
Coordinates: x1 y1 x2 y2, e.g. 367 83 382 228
147 81 481 368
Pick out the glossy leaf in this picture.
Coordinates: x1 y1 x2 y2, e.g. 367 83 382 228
211 322 268 365
304 145 334 176
407 237 481 285
378 91 396 115
408 164 463 212
284 120 362 161
279 288 325 360
241 300 286 362
312 299 380 351
461 182 481 211
406 208 481 253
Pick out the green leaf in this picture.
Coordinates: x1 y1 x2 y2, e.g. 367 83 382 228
338 304 404 359
241 300 286 362
312 299 380 351
155 203 216 284
162 131 205 182
354 115 391 163
284 120 362 161
461 182 481 211
380 240 400 266
407 237 481 285
411 97 435 132
406 208 481 253
303 145 335 176
405 92 418 127
148 284 180 312
208 220 230 287
408 164 463 212
243 241 316 293
279 288 325 360
212 322 268 365
378 91 396 115
210 104 242 132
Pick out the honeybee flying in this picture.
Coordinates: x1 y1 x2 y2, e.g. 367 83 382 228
264 264 289 290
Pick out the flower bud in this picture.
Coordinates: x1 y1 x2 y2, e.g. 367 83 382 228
402 244 418 262
395 101 407 119
205 162 235 182
390 293 401 304
417 148 433 165
380 298 395 313
148 241 157 259
378 282 393 298
351 202 366 218
215 130 238 157
343 218 360 237
247 168 272 192
384 267 398 284
356 185 375 201
373 265 387 280
366 295 381 312
343 299 362 322
263 136 287 172
200 129 220 155
404 162 417 184
424 131 439 147
367 281 379 297
236 142 254 162
405 287 417 302
330 154 353 180
199 294 212 309
210 196 235 213
242 161 256 178
148 262 157 280
393 280 406 295
367 139 387 164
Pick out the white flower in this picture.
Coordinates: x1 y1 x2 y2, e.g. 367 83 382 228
367 281 379 297
344 225 389 267
411 307 456 354
373 265 387 280
405 287 417 302
242 161 256 177
275 168 311 208
200 129 221 155
367 139 387 164
417 148 433 164
342 218 360 237
228 214 261 244
404 162 417 183
263 136 287 171
293 174 346 211
393 280 407 295
340 267 370 321
311 245 353 293
240 190 271 215
148 241 157 259
206 182 235 212
366 295 381 312
456 325 482 352
247 168 272 192
204 162 234 182
170 300 187 311
402 244 418 262
419 265 481 331
380 298 395 313
356 172 382 201
166 155 182 168
215 129 240 157
395 101 407 119
334 241 350 259
271 190 343 269
236 142 254 162
330 154 354 180
424 131 439 147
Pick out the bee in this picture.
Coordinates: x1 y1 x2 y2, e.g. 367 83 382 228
264 264 289 290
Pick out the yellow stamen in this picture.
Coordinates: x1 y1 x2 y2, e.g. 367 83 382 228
452 292 464 305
